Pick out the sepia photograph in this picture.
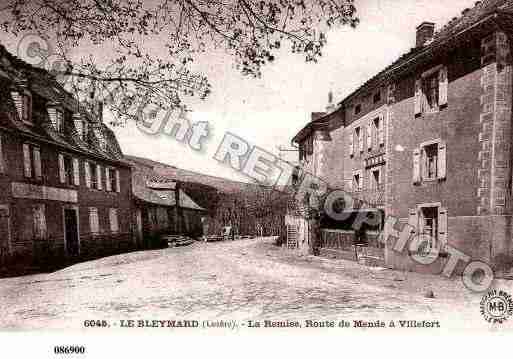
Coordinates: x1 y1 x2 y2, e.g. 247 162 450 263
0 0 513 355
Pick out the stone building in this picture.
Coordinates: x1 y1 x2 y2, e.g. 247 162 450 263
129 156 207 247
0 44 133 267
290 0 513 273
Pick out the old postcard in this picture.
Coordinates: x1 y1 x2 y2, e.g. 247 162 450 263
1 0 513 356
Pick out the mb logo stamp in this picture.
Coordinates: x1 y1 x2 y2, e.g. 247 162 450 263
480 290 513 324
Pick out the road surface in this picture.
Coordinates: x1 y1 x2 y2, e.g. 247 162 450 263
0 237 511 330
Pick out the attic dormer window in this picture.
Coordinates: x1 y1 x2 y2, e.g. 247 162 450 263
73 114 89 140
11 87 32 124
47 102 64 133
56 109 64 133
94 128 107 151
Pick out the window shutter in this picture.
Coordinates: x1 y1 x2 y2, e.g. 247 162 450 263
96 164 102 190
414 78 422 117
413 148 421 184
438 141 447 180
89 207 99 234
367 123 372 150
85 162 91 188
58 154 65 183
24 93 32 122
11 91 23 121
378 115 385 146
23 143 32 178
358 129 363 152
73 158 80 185
408 208 418 235
438 67 448 107
115 170 120 192
349 132 354 156
33 147 42 179
105 168 111 191
438 207 448 246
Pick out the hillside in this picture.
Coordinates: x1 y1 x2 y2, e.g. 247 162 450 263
125 154 292 238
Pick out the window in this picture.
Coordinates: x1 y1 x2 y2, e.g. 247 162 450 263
353 172 362 192
354 104 362 115
369 168 382 191
423 144 438 180
421 206 438 246
115 169 120 192
372 116 385 147
96 164 103 190
32 204 47 240
76 119 88 141
373 91 381 104
423 72 439 111
109 208 119 233
413 140 446 184
355 127 363 153
90 162 98 189
56 109 64 133
408 205 448 254
366 122 372 150
89 207 100 235
414 65 448 116
106 168 117 192
22 143 42 180
82 121 88 140
58 154 79 186
349 131 354 157
22 92 32 123
85 162 91 188
95 129 107 151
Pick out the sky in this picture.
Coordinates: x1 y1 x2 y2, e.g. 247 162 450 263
1 0 479 183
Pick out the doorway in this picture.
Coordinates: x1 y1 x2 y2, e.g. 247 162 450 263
136 209 143 242
64 208 79 256
0 205 11 256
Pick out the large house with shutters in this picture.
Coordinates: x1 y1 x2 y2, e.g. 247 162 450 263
291 0 513 273
0 44 133 266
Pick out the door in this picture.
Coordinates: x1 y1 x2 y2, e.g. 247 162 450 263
0 205 11 256
64 208 79 256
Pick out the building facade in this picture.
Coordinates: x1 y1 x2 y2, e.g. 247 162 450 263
0 44 133 267
129 157 206 248
291 1 513 273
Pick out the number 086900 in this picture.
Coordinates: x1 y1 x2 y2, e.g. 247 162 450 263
54 346 86 354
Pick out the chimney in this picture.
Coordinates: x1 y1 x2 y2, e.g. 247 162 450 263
326 90 335 112
416 22 435 48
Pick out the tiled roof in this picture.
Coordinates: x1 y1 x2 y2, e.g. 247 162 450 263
339 0 513 106
131 160 206 211
0 43 128 166
293 0 513 144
